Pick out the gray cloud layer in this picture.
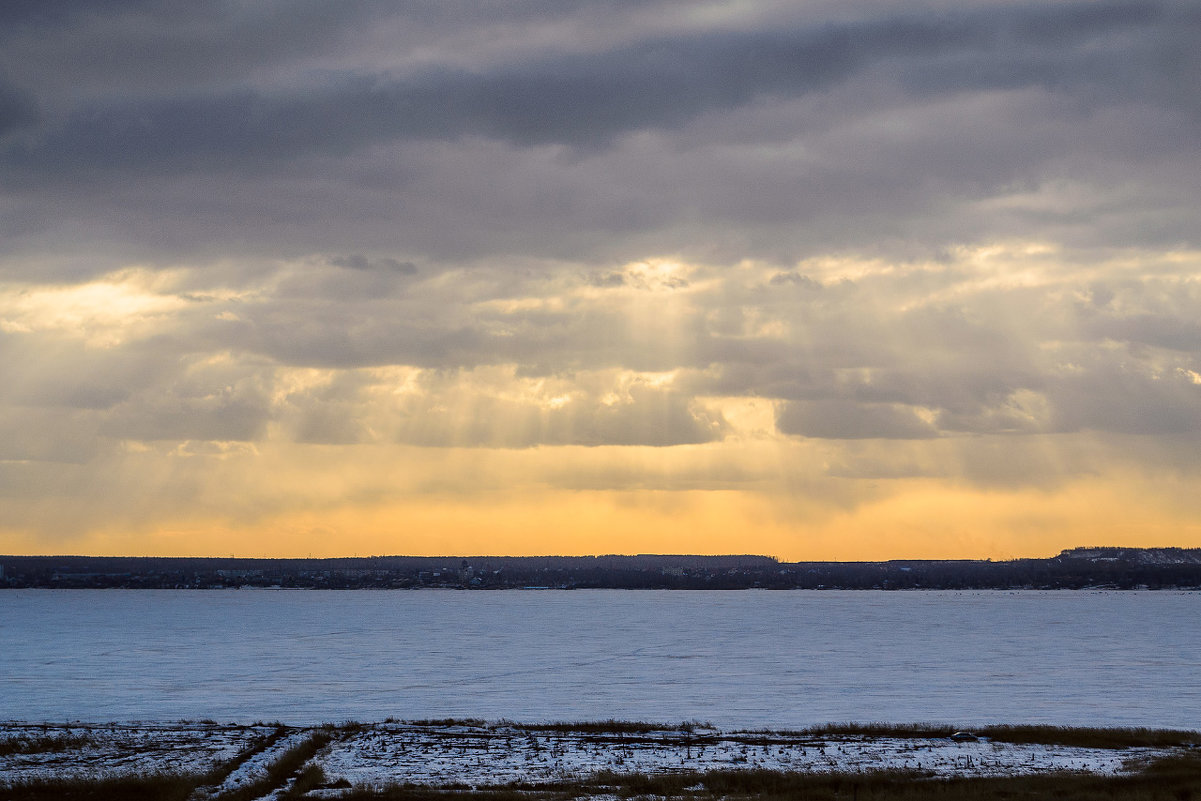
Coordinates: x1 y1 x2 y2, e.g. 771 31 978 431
3 1 1196 179
0 0 1199 499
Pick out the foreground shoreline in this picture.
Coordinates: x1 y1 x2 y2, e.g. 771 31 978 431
3 720 1200 800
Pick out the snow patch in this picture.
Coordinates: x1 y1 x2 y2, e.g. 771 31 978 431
0 721 1181 793
0 722 262 784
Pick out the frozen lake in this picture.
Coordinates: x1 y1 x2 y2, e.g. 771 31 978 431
1 589 1198 728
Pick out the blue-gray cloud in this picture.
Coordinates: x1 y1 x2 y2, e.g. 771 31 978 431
0 79 37 138
1 0 1194 182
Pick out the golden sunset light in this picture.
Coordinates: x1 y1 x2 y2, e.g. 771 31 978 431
1 2 1199 560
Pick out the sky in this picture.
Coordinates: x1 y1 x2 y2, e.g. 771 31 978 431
1 0 1199 560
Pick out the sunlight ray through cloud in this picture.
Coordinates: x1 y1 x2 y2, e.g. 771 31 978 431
1 0 1199 557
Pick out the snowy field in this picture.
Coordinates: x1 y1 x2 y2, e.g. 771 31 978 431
2 720 1192 795
315 722 1166 785
0 722 267 783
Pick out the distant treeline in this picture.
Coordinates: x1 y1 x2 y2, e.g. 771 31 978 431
2 547 1200 590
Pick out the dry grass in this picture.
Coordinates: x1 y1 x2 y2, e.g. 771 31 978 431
790 722 1200 749
0 773 198 801
215 729 333 801
976 724 1199 749
0 733 94 756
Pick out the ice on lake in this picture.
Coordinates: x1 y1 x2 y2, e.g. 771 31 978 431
2 589 1199 728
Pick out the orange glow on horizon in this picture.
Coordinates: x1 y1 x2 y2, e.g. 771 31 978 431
4 474 1199 561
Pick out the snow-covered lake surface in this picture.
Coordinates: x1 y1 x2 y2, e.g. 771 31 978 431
2 589 1199 727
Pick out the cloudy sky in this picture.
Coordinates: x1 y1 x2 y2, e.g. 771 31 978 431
2 0 1199 559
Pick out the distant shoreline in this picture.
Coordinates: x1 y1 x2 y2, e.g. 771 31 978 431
4 546 1201 590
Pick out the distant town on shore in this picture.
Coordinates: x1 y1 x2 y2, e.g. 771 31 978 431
2 547 1200 590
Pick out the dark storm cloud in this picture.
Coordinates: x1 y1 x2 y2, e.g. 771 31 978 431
777 399 941 440
266 256 420 300
96 363 274 442
769 272 822 289
0 407 104 463
1083 313 1201 353
587 272 627 288
0 0 1191 182
0 1 388 95
1046 358 1201 436
210 308 493 369
329 255 417 274
0 79 37 137
99 395 270 442
0 0 159 27
0 0 1195 278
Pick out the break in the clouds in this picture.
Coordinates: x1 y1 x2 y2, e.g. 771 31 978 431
0 0 1199 558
